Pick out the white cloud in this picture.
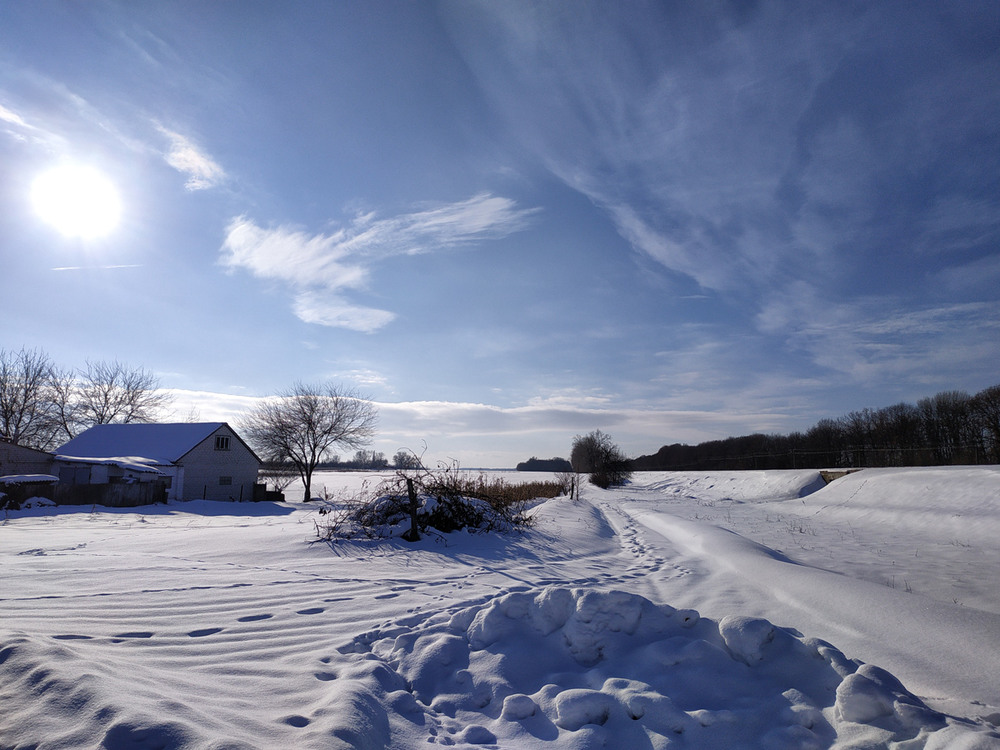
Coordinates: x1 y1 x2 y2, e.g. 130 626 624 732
335 368 393 391
0 103 32 130
605 203 739 292
161 388 261 424
157 126 225 190
292 291 396 334
221 217 367 290
220 194 536 331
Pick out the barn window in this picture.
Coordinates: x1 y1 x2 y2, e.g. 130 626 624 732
219 476 233 486
215 435 231 451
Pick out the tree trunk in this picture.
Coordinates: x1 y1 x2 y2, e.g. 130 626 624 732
402 477 420 542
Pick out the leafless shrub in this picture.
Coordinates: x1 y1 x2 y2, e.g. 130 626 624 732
314 464 565 542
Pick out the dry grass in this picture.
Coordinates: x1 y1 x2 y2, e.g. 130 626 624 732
425 473 565 506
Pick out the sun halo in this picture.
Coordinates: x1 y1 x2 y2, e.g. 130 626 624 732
31 163 122 240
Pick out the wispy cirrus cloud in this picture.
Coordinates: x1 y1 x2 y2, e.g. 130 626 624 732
220 193 537 332
331 193 538 258
447 2 1000 339
157 125 225 190
0 102 33 131
757 292 1000 387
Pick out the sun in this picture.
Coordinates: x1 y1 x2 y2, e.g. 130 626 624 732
31 164 122 239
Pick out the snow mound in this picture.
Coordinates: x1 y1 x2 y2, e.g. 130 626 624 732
325 587 997 749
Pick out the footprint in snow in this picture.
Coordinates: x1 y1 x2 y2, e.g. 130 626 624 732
188 627 223 637
296 607 324 615
237 614 273 623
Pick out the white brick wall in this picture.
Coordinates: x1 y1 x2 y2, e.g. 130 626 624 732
0 441 55 477
177 425 260 501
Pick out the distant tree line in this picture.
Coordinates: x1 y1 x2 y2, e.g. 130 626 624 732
516 456 573 472
0 346 170 450
632 384 1000 471
313 450 423 471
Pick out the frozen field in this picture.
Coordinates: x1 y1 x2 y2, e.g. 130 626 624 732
3 467 1000 748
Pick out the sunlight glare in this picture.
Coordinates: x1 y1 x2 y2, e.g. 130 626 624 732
31 164 122 239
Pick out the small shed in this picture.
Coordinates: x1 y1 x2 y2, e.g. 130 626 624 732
56 423 261 502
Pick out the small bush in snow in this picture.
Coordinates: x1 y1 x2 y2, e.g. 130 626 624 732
315 465 564 541
570 430 633 488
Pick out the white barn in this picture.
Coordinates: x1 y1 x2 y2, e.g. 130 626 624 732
56 423 261 502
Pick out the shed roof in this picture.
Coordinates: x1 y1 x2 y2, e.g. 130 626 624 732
56 423 231 465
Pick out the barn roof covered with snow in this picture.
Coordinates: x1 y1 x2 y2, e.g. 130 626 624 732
55 423 255 465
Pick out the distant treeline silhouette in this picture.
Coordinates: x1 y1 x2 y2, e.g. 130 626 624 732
632 384 1000 471
516 457 573 472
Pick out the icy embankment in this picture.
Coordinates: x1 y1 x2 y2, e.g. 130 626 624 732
326 587 995 749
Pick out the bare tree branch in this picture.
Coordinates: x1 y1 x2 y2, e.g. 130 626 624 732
0 347 59 449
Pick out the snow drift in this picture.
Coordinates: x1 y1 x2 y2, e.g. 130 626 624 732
329 587 989 749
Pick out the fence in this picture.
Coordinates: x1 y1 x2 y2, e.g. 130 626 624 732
49 482 168 507
2 481 288 510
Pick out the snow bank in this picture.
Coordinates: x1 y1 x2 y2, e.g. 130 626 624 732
797 466 1000 545
329 587 995 748
635 508 1000 718
641 469 826 504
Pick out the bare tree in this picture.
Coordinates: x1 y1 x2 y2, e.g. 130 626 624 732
919 391 973 464
49 365 84 442
78 360 171 426
239 382 378 502
52 360 171 440
393 449 422 470
0 347 58 449
971 384 1000 463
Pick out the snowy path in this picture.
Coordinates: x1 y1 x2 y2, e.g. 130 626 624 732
2 469 999 748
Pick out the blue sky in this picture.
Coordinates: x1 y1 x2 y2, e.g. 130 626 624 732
2 1 998 467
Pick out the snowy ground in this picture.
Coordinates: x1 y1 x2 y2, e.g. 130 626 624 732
2 467 1000 749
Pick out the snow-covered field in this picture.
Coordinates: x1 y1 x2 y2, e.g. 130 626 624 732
3 467 1000 749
